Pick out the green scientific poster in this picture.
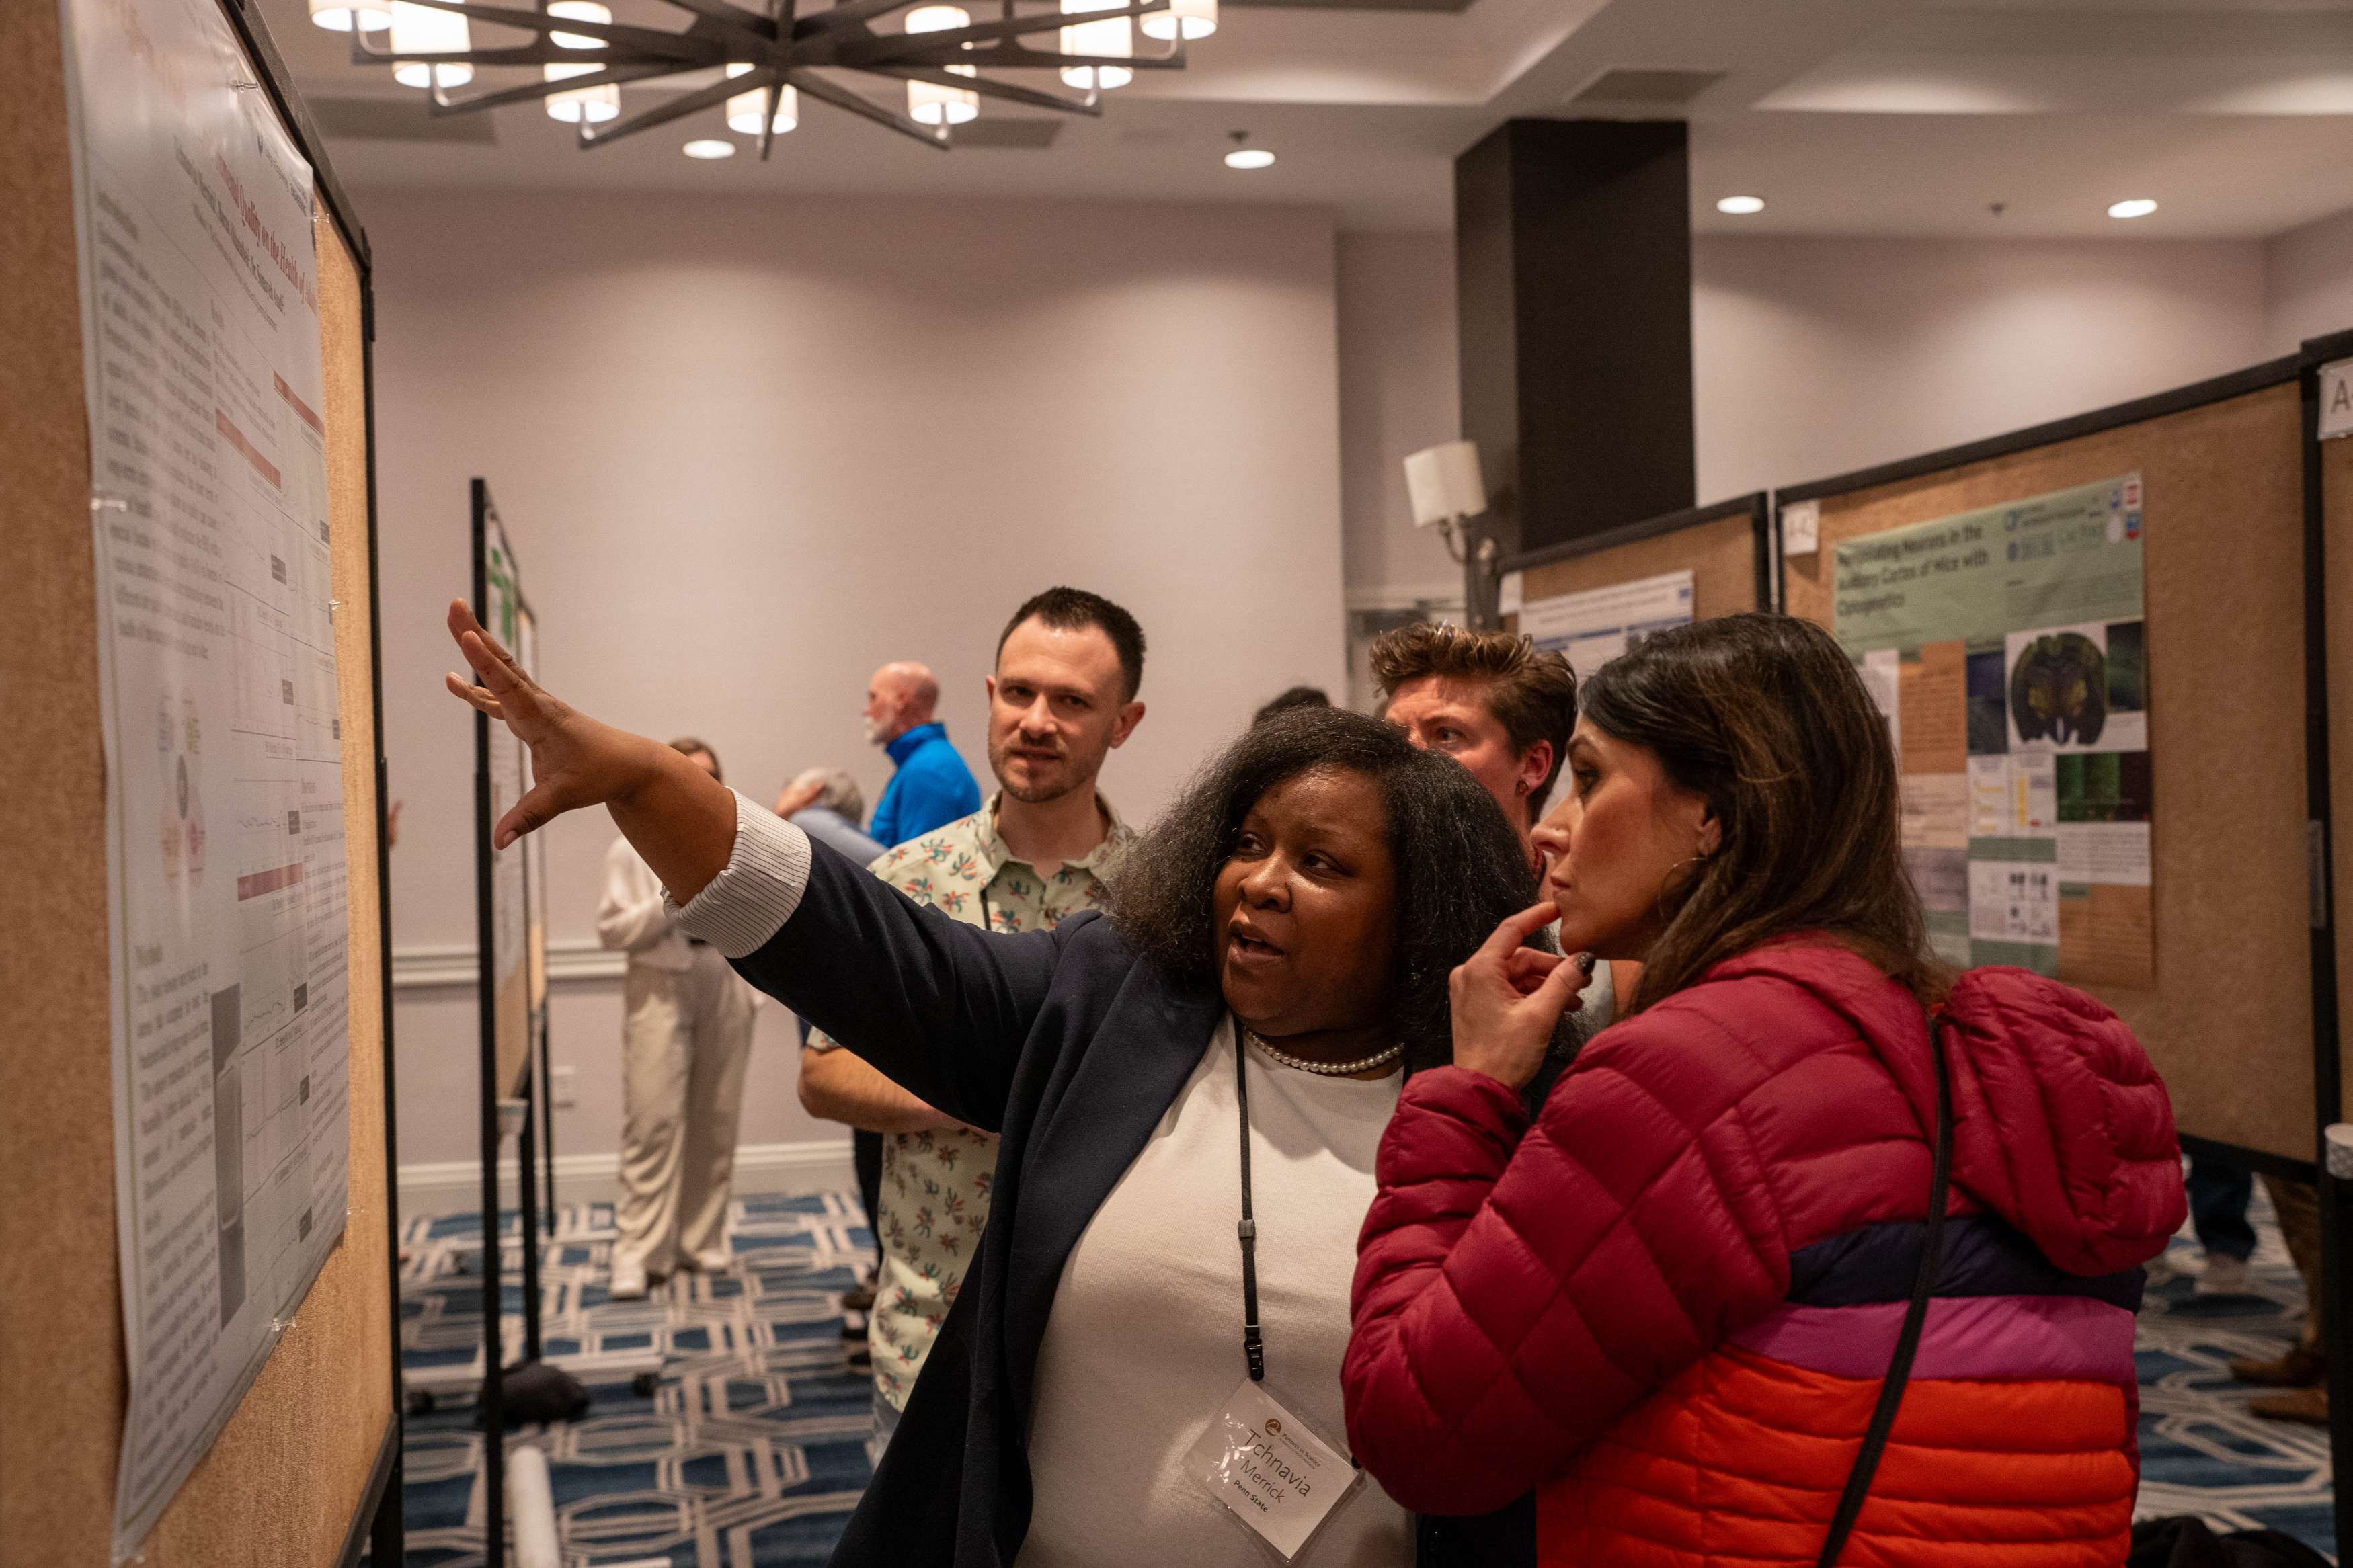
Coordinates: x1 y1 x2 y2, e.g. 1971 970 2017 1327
1833 474 2152 985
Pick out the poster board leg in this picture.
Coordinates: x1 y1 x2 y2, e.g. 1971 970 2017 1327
366 1445 404 1565
539 1013 557 1236
518 1085 543 1366
2319 1171 2353 1565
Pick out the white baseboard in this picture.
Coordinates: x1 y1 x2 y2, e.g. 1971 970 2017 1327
398 1138 858 1219
394 938 625 991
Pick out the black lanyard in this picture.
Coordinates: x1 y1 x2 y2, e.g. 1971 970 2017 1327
1235 1038 1266 1383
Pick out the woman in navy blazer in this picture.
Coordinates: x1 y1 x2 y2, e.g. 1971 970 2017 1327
445 602 1589 1567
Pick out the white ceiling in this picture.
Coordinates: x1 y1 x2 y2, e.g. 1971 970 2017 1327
262 0 2353 237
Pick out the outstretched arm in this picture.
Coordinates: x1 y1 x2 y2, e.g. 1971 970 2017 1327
443 600 736 901
443 602 1060 1128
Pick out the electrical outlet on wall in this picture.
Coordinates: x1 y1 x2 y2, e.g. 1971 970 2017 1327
552 1065 577 1109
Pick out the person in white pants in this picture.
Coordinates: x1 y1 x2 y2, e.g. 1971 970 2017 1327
595 737 758 1301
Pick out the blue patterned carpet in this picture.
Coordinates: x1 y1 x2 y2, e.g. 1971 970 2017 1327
383 1192 876 1567
2137 1186 2337 1557
380 1186 2338 1565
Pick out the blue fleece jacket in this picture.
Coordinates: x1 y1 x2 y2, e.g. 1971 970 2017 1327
867 722 980 849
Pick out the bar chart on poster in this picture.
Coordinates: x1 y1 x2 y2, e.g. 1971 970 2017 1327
59 0 352 1551
1831 474 2153 984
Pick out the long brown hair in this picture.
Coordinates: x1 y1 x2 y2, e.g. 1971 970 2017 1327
1576 613 1948 1012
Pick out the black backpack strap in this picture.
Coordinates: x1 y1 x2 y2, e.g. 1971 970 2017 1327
1815 1013 1957 1567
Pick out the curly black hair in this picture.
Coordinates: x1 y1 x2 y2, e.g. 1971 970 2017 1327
1107 705 1546 1075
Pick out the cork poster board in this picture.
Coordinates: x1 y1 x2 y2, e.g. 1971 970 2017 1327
0 1 393 1558
1785 381 2311 1162
1516 501 1768 633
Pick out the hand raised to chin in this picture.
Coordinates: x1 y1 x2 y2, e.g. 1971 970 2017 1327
1449 901 1593 1091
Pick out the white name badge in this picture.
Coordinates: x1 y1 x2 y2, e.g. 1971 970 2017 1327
1187 1377 1366 1561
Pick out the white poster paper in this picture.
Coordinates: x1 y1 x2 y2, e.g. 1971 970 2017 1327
1517 569 1694 678
1968 858 2059 946
485 518 526 1009
60 0 348 1551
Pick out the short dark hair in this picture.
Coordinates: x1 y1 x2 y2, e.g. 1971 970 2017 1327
1251 686 1330 727
668 735 721 783
1107 706 1549 1075
1369 623 1578 810
998 587 1147 700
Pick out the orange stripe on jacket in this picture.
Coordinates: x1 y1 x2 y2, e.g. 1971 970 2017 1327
1534 1346 2135 1567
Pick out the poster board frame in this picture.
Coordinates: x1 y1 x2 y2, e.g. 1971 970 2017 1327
1776 357 2311 1180
1782 352 2342 1553
2298 325 2353 1553
1503 493 1773 624
0 0 403 1559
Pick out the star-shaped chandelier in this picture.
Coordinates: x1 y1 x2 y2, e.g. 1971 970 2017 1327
340 0 1201 155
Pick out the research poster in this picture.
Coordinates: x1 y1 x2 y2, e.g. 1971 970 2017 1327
1518 569 1695 676
60 0 351 1551
483 518 533 1094
1833 474 2153 985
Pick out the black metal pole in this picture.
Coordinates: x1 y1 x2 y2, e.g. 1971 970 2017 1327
472 482 506 1566
518 1069 543 1365
359 242 405 1568
540 1012 557 1237
2297 346 2352 1565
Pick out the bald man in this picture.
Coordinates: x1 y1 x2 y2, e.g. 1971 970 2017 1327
828 661 980 1319
861 660 980 849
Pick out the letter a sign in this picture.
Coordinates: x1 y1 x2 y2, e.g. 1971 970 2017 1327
2323 358 2353 442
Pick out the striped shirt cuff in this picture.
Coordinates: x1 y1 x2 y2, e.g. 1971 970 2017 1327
669 790 813 959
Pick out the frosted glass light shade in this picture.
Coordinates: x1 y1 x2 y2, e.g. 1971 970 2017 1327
905 5 978 124
309 0 392 32
543 3 614 123
725 65 799 135
389 1 471 88
1060 0 1131 91
545 0 608 48
1140 0 1214 42
1403 439 1486 526
545 63 619 122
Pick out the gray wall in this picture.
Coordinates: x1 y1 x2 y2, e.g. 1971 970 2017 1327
371 190 1348 1178
378 184 2353 1197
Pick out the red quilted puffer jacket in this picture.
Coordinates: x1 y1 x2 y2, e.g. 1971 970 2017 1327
1345 939 2185 1568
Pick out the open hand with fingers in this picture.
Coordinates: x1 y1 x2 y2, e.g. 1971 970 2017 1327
443 600 672 849
1449 901 1595 1090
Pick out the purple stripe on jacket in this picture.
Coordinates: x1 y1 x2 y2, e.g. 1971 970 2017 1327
1728 1294 2139 1387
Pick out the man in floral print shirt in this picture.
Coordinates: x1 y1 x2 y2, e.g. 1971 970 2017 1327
799 588 1148 1452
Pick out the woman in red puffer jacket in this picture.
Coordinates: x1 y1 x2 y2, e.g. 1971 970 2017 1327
1345 612 2185 1568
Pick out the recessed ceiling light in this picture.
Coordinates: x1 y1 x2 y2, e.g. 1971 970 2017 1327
1716 195 1764 215
2108 198 2157 220
1225 148 1275 170
683 138 736 160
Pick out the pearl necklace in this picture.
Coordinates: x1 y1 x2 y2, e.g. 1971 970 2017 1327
1242 1027 1402 1078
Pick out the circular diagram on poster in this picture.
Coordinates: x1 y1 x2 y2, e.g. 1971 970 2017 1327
2009 632 2107 746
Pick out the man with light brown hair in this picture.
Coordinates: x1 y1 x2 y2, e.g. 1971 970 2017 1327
1371 622 1625 1026
1370 622 1579 854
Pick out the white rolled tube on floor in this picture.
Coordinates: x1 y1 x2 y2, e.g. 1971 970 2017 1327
506 1442 561 1568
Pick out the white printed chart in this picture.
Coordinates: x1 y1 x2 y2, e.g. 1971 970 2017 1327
1517 569 1695 677
61 0 351 1551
